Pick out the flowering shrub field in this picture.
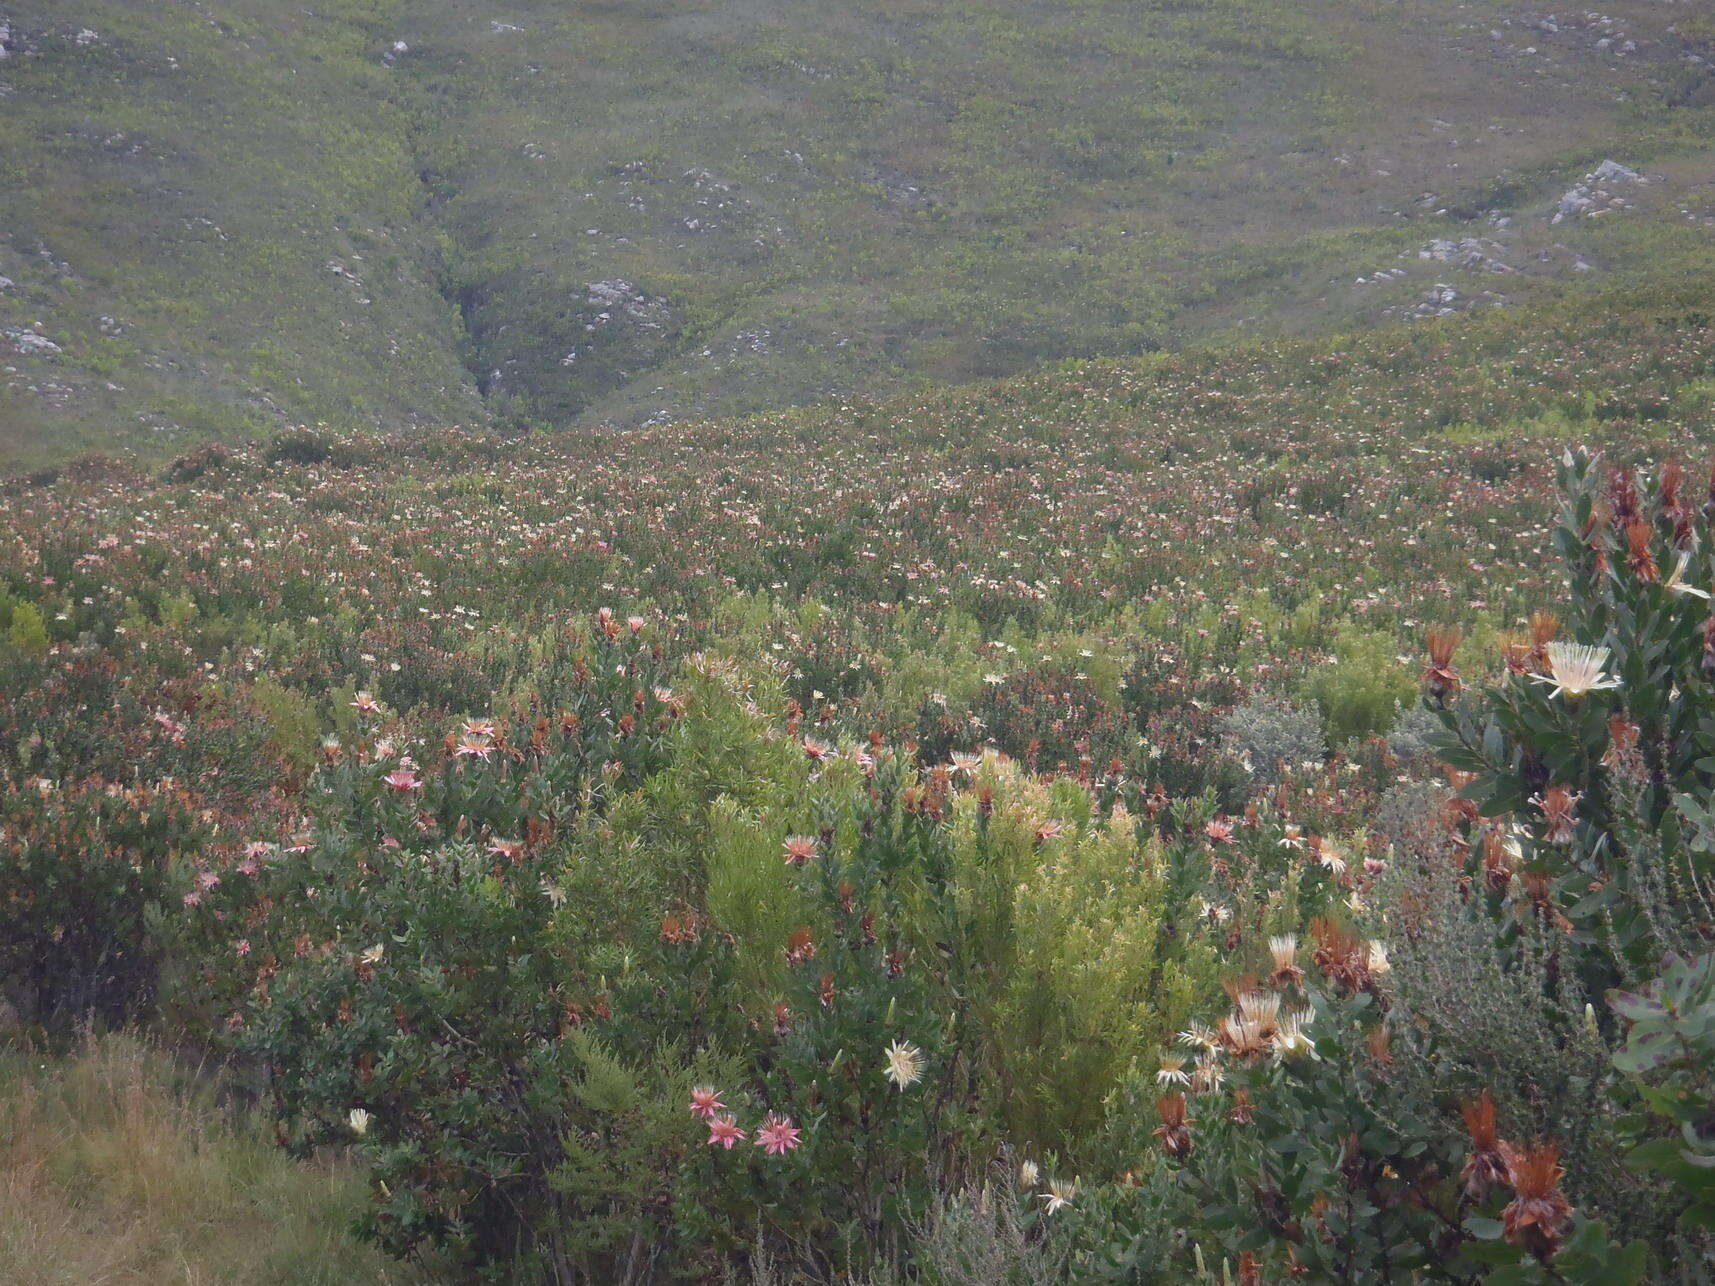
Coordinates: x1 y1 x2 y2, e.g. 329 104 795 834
4 294 1715 1281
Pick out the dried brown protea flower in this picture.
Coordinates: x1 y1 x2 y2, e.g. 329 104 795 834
1481 829 1516 895
1500 634 1533 675
1527 612 1559 668
1624 518 1659 583
1459 1091 1508 1200
1500 1141 1573 1261
1421 626 1463 703
1660 460 1694 544
1153 1094 1194 1159
1532 785 1581 846
1230 1088 1255 1125
1601 715 1643 778
1310 917 1372 996
784 925 816 965
1366 1023 1394 1072
1608 465 1640 526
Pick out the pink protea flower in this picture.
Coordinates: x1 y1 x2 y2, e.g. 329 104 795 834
756 1113 801 1156
350 691 381 716
689 1085 725 1119
454 734 494 761
706 1113 745 1149
382 768 421 792
1205 817 1235 844
781 835 817 867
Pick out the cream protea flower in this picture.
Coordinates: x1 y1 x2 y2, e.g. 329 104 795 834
1663 551 1711 600
882 1039 925 1090
1367 940 1391 976
1235 991 1281 1029
1176 1020 1219 1052
1267 934 1303 989
348 1108 373 1136
1041 1178 1076 1214
1191 1051 1225 1093
360 943 385 965
1019 1158 1040 1188
1272 1011 1318 1063
1156 1055 1191 1088
1531 642 1621 699
1315 843 1348 878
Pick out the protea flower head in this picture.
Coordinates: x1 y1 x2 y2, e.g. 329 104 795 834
1500 1141 1573 1261
882 1039 925 1090
1153 1094 1193 1159
1529 642 1620 700
1663 550 1710 599
1459 1090 1507 1199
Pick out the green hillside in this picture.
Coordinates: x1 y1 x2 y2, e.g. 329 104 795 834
0 0 1713 462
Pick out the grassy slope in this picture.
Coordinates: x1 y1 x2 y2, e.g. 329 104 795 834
355 0 1715 429
0 1 483 467
0 0 1711 463
0 1033 425 1283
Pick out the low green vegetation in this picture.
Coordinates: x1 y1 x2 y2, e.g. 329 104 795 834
4 283 1715 1278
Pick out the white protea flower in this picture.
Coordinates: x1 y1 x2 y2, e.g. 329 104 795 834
1019 1159 1040 1189
882 1039 925 1090
1155 1055 1191 1088
348 1108 373 1136
1531 642 1621 700
1663 551 1711 600
360 943 385 965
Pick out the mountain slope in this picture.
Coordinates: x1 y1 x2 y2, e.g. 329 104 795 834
0 0 1712 464
0 2 483 465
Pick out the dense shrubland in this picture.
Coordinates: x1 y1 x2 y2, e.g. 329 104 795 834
4 301 1715 1280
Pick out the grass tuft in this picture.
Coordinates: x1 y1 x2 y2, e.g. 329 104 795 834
0 1033 423 1285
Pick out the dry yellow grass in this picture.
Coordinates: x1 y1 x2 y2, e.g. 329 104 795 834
0 1033 429 1285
